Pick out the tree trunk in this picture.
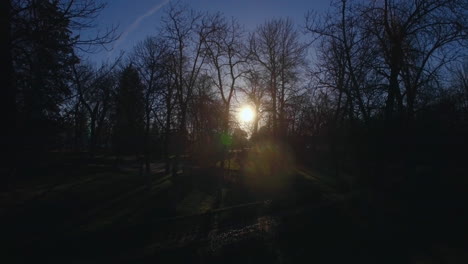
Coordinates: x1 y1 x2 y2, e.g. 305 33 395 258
164 95 172 174
271 75 278 138
173 107 187 177
73 102 83 151
89 117 96 156
221 105 230 169
144 111 151 174
386 64 401 122
406 85 416 121
254 103 260 134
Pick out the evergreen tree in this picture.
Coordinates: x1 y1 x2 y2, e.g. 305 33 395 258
12 0 79 151
113 65 145 156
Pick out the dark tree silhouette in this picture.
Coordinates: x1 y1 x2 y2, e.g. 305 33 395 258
113 65 145 157
161 3 211 176
6 0 118 181
250 18 307 139
1 1 15 182
133 36 171 173
240 70 267 135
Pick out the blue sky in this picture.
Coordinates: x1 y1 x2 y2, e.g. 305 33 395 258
82 0 331 63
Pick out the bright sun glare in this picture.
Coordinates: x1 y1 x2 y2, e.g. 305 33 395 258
239 106 255 123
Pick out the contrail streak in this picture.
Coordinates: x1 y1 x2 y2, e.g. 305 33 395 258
112 0 171 53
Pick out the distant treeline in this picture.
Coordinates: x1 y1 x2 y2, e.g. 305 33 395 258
2 0 467 183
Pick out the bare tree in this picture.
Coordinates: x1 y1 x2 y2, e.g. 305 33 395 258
306 0 374 123
240 70 266 135
161 3 214 176
250 18 307 138
203 14 247 167
71 59 120 155
133 36 170 174
204 15 246 134
361 0 467 120
449 59 468 112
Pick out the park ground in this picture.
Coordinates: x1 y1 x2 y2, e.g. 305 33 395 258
2 151 468 263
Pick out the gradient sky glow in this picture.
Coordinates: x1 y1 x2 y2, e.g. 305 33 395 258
84 0 331 63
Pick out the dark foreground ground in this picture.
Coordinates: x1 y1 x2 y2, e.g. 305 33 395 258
2 152 467 263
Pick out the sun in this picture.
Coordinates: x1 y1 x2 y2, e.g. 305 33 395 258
239 106 255 123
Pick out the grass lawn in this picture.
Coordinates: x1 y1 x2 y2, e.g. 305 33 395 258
3 152 461 263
